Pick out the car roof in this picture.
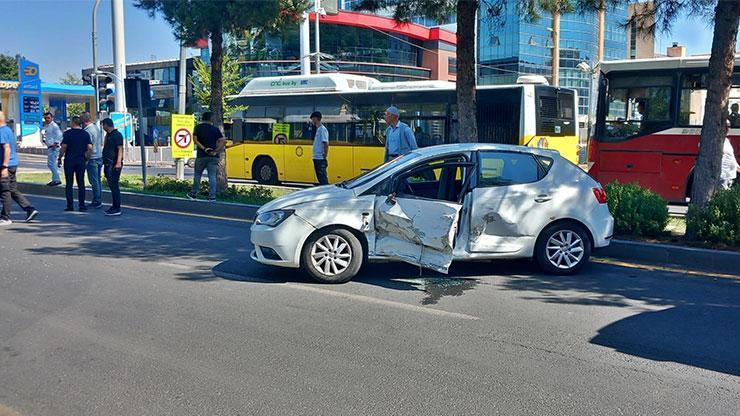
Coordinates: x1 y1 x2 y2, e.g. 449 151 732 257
413 143 561 158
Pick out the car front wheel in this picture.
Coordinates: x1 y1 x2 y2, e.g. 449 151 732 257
534 223 591 275
301 228 363 283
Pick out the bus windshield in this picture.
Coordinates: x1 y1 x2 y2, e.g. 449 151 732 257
599 74 673 141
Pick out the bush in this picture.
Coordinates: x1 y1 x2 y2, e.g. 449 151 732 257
604 181 669 237
687 185 740 246
103 175 275 205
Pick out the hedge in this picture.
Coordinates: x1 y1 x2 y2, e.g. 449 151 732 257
604 181 669 237
687 185 740 246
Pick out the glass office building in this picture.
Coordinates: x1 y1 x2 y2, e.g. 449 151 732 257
479 2 628 115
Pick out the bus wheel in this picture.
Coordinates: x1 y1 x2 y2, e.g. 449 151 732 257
254 158 278 185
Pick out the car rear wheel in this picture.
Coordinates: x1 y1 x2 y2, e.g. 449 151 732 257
301 228 363 283
534 223 591 275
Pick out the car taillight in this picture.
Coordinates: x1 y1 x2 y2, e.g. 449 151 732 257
592 187 608 204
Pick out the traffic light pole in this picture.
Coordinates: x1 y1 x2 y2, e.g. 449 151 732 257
92 0 101 118
111 0 127 111
136 79 147 188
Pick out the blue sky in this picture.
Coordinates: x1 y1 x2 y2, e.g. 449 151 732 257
0 0 726 83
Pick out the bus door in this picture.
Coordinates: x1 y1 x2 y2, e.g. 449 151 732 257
407 117 447 148
282 121 316 183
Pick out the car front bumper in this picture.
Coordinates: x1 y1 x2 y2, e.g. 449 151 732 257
250 213 316 268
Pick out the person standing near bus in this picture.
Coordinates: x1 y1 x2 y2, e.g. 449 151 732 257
721 121 739 189
310 111 329 185
729 103 740 128
187 112 225 201
42 112 63 186
383 106 417 162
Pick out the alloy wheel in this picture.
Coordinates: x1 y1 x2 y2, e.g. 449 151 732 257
310 234 353 276
545 230 585 270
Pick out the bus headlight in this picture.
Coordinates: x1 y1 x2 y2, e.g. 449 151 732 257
255 209 294 227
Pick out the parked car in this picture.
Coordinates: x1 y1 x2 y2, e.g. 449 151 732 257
250 144 614 283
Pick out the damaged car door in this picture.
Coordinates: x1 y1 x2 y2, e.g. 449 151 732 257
372 158 469 273
468 150 554 254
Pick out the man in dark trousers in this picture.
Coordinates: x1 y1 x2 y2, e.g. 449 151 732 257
187 112 225 201
101 118 124 216
58 116 92 212
310 111 329 185
0 110 38 226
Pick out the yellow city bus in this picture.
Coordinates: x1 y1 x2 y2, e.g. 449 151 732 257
226 74 579 184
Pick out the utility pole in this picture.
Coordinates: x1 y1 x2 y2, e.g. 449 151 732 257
111 0 127 111
299 12 310 75
92 0 101 117
176 44 186 180
314 0 321 74
551 6 561 87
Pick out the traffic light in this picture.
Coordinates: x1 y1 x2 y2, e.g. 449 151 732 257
97 75 114 112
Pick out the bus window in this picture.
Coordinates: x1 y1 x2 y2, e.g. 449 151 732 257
478 88 521 145
680 72 740 127
603 75 673 140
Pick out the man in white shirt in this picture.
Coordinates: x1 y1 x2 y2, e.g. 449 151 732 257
310 111 329 185
720 127 739 189
81 112 104 208
42 112 63 186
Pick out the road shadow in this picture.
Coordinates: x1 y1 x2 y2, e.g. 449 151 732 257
591 305 740 376
495 263 740 376
211 257 536 305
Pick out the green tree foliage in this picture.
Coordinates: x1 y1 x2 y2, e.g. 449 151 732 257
59 72 83 85
66 103 86 118
0 53 19 80
189 54 247 120
687 185 740 246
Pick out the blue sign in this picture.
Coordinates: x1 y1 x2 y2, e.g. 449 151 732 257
110 111 133 142
18 58 42 132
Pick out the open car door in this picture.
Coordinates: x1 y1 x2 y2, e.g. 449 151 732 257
372 157 472 273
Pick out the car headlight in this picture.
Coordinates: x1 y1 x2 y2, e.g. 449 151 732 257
255 209 294 227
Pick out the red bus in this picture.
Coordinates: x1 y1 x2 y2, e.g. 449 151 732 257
588 56 740 202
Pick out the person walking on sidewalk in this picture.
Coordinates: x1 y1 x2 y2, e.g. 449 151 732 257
81 112 104 208
0 111 38 226
101 118 124 216
187 112 225 201
42 112 63 186
58 117 92 212
310 111 329 185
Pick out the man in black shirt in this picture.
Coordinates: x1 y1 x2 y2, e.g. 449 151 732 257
187 112 226 201
101 118 124 216
58 116 92 211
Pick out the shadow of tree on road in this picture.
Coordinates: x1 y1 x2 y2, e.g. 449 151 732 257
495 266 740 377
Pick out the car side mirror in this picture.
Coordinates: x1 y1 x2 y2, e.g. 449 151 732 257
385 192 397 206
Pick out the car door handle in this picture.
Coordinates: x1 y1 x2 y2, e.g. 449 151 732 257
534 195 552 203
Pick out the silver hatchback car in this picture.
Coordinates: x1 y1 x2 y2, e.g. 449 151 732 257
251 144 614 283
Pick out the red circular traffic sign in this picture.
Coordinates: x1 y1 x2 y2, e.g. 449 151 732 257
174 128 192 149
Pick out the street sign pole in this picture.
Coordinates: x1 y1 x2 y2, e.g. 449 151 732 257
136 78 147 188
176 44 187 180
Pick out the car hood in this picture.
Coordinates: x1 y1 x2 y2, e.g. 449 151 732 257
258 185 355 212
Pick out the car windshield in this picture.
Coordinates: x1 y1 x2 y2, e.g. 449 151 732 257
339 152 422 189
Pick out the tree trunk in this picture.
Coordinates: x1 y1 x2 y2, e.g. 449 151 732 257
209 29 228 194
597 0 605 63
686 0 740 240
551 4 561 87
456 0 479 143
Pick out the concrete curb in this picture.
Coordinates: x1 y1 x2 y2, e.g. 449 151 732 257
17 182 259 221
598 239 740 276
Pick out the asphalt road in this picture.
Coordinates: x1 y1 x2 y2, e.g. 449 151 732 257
0 196 737 416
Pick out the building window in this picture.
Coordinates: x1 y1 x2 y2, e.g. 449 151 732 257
448 57 457 75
